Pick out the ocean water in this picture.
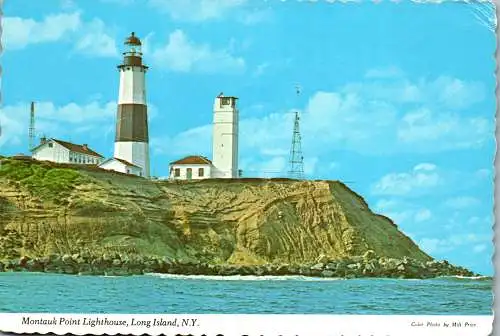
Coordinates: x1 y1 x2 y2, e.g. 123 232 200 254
0 273 492 315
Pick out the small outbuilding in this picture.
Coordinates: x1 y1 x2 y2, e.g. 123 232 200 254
99 157 143 176
169 155 212 180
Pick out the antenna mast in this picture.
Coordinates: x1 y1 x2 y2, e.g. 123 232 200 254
288 85 305 180
29 102 35 151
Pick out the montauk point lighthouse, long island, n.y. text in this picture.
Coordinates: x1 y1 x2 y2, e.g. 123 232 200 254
99 32 150 178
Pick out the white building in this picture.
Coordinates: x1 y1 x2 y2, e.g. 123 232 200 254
212 93 239 178
99 157 143 176
169 156 212 180
31 138 103 165
101 32 151 178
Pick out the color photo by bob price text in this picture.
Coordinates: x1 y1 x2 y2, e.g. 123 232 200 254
21 316 199 328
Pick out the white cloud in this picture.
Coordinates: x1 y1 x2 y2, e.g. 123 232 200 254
371 163 441 196
432 76 485 110
444 196 481 209
239 8 273 25
414 209 432 222
253 62 270 77
397 108 491 150
3 12 118 58
3 13 81 50
150 124 212 157
240 156 287 178
374 198 432 225
473 244 488 253
419 233 491 255
414 163 437 171
419 238 450 255
99 0 270 24
147 72 492 162
345 74 486 110
60 0 78 10
150 30 245 74
328 161 339 170
74 19 118 57
0 101 117 150
148 0 269 24
149 0 245 21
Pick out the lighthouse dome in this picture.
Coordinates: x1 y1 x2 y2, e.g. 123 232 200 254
125 32 142 46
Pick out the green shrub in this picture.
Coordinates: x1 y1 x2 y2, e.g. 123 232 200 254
0 159 87 203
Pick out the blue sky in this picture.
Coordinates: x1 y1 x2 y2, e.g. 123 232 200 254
0 0 496 275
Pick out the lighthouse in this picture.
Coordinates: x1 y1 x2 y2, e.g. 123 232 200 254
212 93 239 178
114 32 150 178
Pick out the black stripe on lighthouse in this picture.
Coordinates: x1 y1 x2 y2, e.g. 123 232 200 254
115 104 149 142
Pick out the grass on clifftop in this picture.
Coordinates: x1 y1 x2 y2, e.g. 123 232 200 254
0 158 87 204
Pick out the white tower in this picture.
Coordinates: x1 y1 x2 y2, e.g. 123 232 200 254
114 32 150 178
212 93 239 178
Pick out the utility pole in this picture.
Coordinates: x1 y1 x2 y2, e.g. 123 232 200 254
288 85 305 180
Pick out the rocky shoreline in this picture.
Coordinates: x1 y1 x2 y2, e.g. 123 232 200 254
0 251 479 279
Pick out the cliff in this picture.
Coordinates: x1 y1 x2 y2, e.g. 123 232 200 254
0 157 432 266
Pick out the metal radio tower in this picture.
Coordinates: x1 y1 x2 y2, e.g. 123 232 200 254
288 85 305 180
29 102 35 151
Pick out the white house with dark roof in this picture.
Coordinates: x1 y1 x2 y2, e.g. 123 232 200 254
99 157 143 177
169 155 212 180
31 138 104 165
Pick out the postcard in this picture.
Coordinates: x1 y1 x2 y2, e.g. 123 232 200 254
0 0 496 335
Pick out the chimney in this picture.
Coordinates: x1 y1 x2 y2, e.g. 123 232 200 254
82 144 88 151
40 137 47 145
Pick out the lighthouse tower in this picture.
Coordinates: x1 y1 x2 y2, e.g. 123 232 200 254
212 93 239 178
114 32 150 178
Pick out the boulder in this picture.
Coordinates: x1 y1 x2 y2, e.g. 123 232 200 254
26 259 44 272
19 256 30 268
347 262 361 270
311 263 325 271
363 250 376 261
62 254 73 264
298 266 312 276
321 270 335 278
325 262 338 271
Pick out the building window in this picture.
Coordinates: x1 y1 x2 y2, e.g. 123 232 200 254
174 168 180 177
48 143 53 148
198 168 204 177
221 97 230 106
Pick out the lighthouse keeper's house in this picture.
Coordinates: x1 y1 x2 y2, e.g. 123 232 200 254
31 138 104 165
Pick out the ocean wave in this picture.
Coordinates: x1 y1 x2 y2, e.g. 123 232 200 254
437 275 493 281
144 273 345 281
